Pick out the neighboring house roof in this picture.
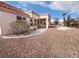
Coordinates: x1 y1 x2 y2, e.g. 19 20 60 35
26 10 39 16
40 13 49 15
0 1 30 17
40 13 51 17
26 10 51 19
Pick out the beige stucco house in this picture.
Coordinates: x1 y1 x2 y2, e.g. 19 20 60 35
0 2 30 35
24 11 39 30
25 11 51 29
39 13 51 28
0 2 51 35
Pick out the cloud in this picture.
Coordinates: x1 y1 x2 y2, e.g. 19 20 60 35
30 1 49 7
18 1 49 11
18 1 49 8
18 1 79 13
49 1 79 13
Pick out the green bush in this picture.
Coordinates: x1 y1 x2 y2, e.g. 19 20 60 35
77 24 79 28
10 20 30 35
66 24 74 27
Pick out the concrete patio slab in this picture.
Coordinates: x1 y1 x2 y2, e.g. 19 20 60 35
57 26 74 30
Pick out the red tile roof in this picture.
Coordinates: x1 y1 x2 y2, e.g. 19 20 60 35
26 10 39 16
0 1 30 17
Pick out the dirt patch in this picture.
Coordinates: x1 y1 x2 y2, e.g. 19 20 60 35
0 28 79 57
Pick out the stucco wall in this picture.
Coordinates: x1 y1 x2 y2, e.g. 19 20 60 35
0 11 31 35
27 12 39 30
0 11 16 35
32 13 39 19
40 15 48 19
32 13 39 29
25 16 30 25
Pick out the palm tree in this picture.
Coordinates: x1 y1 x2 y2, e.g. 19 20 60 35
66 15 71 26
62 13 66 26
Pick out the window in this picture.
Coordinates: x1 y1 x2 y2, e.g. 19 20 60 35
30 19 32 22
23 17 26 20
17 16 21 20
30 19 33 26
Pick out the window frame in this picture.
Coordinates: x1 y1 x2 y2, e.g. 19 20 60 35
17 16 22 20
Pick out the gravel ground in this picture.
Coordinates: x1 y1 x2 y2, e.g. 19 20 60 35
0 28 79 58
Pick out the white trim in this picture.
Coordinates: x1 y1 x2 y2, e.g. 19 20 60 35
46 17 48 29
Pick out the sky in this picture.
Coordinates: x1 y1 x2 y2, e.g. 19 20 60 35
3 1 79 21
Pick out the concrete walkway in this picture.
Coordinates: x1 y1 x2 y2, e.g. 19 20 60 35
57 26 72 30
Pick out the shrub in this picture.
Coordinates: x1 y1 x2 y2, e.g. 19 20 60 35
10 20 30 35
53 20 59 25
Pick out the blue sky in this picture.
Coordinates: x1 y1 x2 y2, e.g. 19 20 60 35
3 1 79 21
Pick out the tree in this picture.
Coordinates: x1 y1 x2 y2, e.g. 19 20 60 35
62 13 66 26
66 15 71 26
53 20 59 25
76 18 79 28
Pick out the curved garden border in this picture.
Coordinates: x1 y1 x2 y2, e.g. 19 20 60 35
2 28 47 39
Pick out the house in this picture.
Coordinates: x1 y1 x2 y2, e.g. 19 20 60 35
39 13 51 28
0 1 31 35
24 11 39 30
0 1 51 35
25 11 51 29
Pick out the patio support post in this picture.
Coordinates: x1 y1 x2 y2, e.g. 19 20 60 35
33 18 35 27
46 18 48 29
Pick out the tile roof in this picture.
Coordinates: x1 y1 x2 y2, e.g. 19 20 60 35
26 10 39 16
0 1 30 17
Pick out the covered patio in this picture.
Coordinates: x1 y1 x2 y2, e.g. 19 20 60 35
38 18 46 28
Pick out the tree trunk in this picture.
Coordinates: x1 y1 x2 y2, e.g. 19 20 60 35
63 17 66 26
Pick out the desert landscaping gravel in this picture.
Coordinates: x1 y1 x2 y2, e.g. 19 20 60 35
0 28 79 58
